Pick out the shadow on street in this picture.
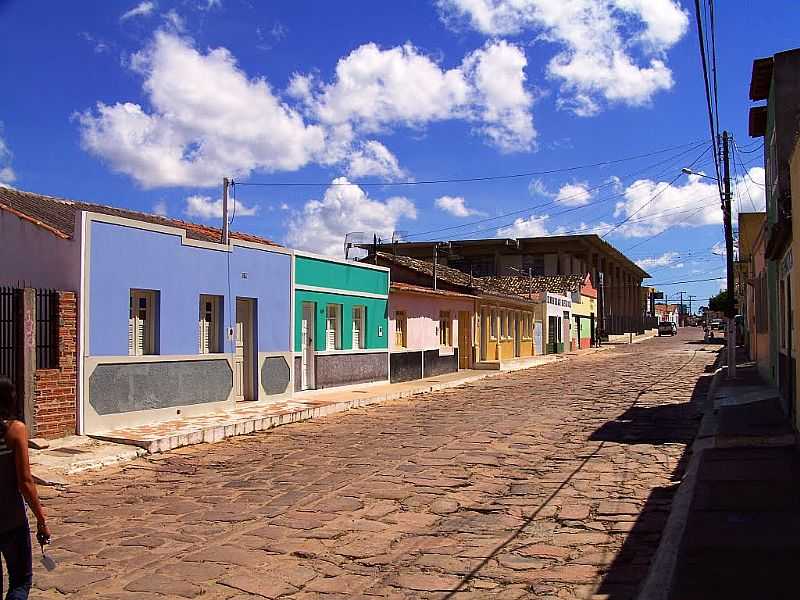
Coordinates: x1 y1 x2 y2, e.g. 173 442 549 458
589 357 716 599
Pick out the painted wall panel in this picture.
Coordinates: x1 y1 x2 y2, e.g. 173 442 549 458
294 290 388 352
88 221 291 356
0 211 81 291
295 256 388 295
388 292 473 351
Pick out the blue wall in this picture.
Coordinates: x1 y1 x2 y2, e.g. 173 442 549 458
89 222 291 356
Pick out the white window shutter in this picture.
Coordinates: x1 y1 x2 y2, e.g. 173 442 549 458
326 327 335 351
199 318 209 354
136 316 145 356
128 317 136 356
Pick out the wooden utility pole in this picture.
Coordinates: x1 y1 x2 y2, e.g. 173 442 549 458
722 131 736 378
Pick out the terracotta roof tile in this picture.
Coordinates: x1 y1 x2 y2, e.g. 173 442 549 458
0 187 279 247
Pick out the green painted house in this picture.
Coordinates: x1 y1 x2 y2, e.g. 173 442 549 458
293 252 390 390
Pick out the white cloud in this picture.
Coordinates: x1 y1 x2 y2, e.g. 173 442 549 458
347 140 406 180
437 0 687 115
461 40 535 151
435 195 486 217
78 32 325 188
285 177 416 256
611 167 767 238
636 251 680 269
153 200 168 216
120 1 156 21
293 40 535 152
497 214 551 238
280 202 289 211
555 182 592 206
0 127 16 187
185 194 257 220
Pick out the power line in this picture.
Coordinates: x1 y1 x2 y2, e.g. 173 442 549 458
421 145 713 242
233 139 707 188
692 0 723 193
401 142 710 241
600 145 710 239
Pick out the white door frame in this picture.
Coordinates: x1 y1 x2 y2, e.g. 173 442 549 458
301 302 316 390
235 298 256 401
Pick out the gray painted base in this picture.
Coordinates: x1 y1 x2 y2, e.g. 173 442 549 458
261 356 291 395
294 352 389 390
89 360 233 415
315 352 388 388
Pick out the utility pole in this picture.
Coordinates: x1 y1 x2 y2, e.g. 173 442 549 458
688 295 696 322
222 177 230 245
679 291 686 327
433 244 438 291
722 131 736 378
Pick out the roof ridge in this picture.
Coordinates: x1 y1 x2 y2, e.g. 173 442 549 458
0 186 278 247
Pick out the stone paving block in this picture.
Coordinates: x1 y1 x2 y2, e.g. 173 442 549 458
38 333 713 600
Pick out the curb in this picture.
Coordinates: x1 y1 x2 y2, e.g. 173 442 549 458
638 356 725 600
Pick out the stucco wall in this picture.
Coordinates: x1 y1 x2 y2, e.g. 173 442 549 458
388 291 472 351
0 210 81 291
88 221 291 357
295 291 388 352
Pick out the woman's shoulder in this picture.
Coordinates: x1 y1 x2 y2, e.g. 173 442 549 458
3 419 28 442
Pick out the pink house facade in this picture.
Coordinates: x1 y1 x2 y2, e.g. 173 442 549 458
388 283 476 382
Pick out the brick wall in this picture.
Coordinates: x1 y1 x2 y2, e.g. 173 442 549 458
33 291 77 439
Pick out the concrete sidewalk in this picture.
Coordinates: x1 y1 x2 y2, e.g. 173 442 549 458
641 357 800 600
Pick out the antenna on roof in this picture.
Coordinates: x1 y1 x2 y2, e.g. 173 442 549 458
343 232 366 260
391 230 407 256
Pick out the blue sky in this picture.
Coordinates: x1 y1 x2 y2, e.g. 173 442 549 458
1 0 795 309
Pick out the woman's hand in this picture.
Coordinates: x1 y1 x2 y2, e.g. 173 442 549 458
37 519 51 542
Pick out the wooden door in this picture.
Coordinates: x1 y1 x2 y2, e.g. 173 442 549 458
235 299 255 401
458 311 471 369
301 302 315 390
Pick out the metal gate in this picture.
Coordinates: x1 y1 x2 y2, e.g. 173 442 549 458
0 287 20 386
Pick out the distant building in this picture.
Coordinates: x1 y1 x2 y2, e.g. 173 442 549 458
749 47 799 418
361 235 649 337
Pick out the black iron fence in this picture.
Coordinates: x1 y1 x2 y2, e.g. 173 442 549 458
0 287 19 385
35 289 59 369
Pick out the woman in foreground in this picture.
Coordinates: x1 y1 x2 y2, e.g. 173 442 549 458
0 378 50 600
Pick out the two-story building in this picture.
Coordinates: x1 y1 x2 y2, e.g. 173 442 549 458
363 235 649 338
749 48 799 420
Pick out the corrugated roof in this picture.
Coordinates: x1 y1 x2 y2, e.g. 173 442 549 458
371 252 589 304
0 187 279 247
480 274 585 298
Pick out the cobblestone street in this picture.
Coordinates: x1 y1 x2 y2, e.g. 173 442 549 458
34 331 718 600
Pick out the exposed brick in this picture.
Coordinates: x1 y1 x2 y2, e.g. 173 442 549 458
33 292 78 439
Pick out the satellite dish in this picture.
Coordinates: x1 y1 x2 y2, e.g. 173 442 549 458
392 230 408 244
344 232 366 260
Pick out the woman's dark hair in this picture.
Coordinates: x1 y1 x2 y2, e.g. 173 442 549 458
0 377 18 426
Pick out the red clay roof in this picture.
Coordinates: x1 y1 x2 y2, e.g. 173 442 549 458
390 282 477 299
0 187 279 247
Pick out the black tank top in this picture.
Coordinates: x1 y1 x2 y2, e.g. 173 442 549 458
0 422 27 533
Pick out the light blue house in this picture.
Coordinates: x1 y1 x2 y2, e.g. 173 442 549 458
1 188 294 434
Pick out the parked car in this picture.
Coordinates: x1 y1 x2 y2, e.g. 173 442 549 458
710 319 724 330
658 321 677 336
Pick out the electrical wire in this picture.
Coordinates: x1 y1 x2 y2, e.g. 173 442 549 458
692 0 723 193
421 144 712 242
233 139 707 189
600 145 710 239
